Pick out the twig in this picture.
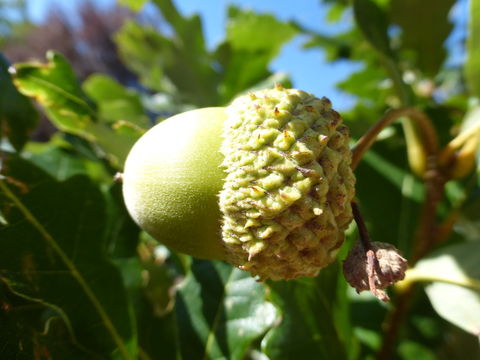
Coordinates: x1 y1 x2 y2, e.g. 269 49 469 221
376 134 446 360
351 107 438 170
349 107 448 359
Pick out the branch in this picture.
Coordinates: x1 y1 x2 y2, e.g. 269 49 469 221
351 107 439 170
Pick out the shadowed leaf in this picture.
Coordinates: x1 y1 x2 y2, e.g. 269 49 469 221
262 263 351 360
0 155 136 359
176 260 277 360
353 0 393 58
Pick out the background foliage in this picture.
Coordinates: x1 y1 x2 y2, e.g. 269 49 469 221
1 0 479 359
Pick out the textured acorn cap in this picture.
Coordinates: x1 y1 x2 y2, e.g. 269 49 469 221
220 86 356 280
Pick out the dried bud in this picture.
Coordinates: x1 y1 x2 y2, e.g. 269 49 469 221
343 241 408 302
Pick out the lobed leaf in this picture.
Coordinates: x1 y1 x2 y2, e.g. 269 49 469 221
216 7 297 103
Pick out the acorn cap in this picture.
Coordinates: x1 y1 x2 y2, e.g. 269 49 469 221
220 86 356 280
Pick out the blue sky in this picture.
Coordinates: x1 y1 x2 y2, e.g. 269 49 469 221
25 0 359 109
25 0 467 110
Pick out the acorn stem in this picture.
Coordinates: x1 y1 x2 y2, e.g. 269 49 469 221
350 201 390 302
351 201 372 250
351 107 438 171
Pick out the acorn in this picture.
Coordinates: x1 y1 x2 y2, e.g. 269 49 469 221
122 86 356 280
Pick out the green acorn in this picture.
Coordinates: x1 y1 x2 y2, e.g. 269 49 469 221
123 86 356 280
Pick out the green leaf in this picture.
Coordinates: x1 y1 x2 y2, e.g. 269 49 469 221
214 43 272 104
23 139 108 182
116 0 217 106
152 0 207 55
352 0 414 106
355 146 421 255
11 51 96 138
262 264 350 360
397 340 437 360
115 20 216 106
456 190 480 242
337 63 389 100
302 30 354 62
114 21 170 93
326 3 348 23
390 0 455 76
0 282 94 359
122 245 181 360
104 182 140 259
407 242 480 336
0 155 136 359
466 0 480 97
0 53 38 151
11 52 138 166
216 7 297 103
226 7 297 56
83 74 149 128
115 240 187 360
117 0 147 11
353 0 393 58
175 260 277 360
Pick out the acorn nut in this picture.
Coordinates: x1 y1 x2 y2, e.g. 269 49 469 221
122 86 356 280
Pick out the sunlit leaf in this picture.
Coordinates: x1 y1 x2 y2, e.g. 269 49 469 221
407 242 480 336
83 74 149 128
0 53 38 151
114 21 171 93
115 20 216 106
465 0 480 97
117 0 148 12
226 7 297 56
11 51 96 137
216 7 297 103
11 52 137 166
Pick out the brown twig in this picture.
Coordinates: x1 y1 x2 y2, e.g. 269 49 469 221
375 171 446 360
348 107 450 359
375 128 446 360
351 107 439 170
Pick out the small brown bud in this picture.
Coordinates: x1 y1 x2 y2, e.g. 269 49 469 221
343 241 408 302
